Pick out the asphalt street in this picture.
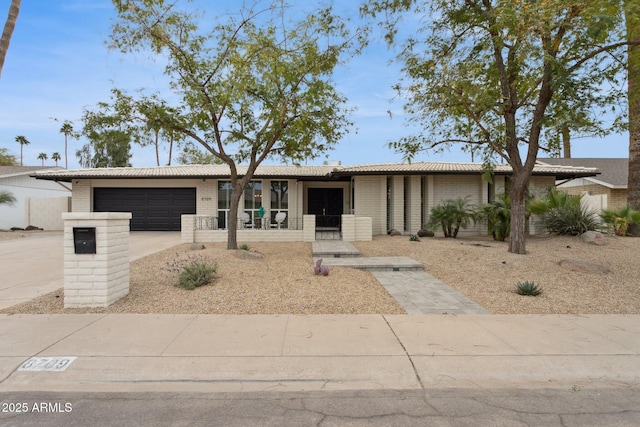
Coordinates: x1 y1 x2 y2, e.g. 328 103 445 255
1 388 639 426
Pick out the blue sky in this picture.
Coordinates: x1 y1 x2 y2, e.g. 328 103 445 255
0 0 631 169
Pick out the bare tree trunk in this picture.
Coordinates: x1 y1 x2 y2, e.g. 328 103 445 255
167 137 173 166
562 125 571 159
155 131 160 166
508 171 529 254
627 0 640 210
227 182 243 250
0 0 21 78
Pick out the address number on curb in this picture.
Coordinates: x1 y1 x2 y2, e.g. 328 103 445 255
18 357 77 372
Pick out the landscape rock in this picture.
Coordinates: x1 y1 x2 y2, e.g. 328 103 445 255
25 225 43 231
190 244 206 250
627 223 640 237
559 259 611 274
580 231 609 246
417 229 434 237
388 229 402 236
233 250 264 260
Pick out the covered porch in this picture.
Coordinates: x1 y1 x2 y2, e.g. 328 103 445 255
181 214 372 243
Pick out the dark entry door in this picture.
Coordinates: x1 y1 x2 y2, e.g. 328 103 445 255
308 188 343 228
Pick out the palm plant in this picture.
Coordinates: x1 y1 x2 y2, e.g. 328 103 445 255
15 135 29 166
427 197 475 238
529 189 599 235
37 152 47 166
476 193 510 241
59 121 74 169
51 152 61 166
600 206 640 236
0 191 16 205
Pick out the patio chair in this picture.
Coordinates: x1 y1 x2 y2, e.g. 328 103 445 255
274 212 287 229
239 212 253 229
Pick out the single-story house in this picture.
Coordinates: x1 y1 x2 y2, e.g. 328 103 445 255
0 166 71 230
32 162 598 242
538 158 628 211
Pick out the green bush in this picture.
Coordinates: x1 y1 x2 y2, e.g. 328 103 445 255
529 189 599 235
409 234 420 241
477 193 511 241
239 244 251 251
175 261 217 290
600 206 640 236
427 197 475 238
515 280 542 296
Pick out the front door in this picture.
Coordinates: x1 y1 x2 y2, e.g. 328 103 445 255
308 188 343 228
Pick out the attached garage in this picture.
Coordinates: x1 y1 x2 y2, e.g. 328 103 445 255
94 188 196 231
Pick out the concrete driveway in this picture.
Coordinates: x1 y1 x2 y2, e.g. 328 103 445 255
0 231 182 310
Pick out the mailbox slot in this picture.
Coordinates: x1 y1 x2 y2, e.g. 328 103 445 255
73 227 96 254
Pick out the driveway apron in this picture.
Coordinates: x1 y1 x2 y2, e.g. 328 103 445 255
0 231 181 310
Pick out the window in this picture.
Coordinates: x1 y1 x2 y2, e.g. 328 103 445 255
270 180 289 228
386 177 392 232
421 176 426 228
244 181 263 226
217 181 232 229
404 176 409 232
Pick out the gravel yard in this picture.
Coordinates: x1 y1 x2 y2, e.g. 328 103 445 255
355 234 640 314
1 232 638 315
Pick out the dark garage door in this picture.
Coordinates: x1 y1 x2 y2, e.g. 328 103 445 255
94 188 196 231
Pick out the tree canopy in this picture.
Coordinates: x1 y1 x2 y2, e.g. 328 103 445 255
364 0 633 254
109 0 363 248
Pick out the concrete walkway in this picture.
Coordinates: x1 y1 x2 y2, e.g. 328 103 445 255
312 241 489 314
0 313 638 393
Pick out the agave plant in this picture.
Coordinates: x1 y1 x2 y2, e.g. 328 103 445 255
515 280 542 296
600 206 640 236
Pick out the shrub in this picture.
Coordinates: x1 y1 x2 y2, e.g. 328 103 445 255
427 197 475 238
477 193 511 241
239 243 251 251
167 253 217 290
600 206 640 236
515 280 542 296
175 261 217 290
409 234 420 241
529 189 599 235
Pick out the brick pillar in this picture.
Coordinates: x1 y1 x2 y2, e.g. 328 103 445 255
341 214 356 241
303 214 315 242
62 212 132 308
181 214 195 243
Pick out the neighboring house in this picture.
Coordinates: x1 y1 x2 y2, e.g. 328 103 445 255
32 162 597 241
538 158 628 211
0 166 72 230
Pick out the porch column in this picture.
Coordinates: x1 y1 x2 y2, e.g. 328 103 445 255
392 176 404 233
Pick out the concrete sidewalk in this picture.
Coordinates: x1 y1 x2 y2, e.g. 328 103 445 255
0 313 638 393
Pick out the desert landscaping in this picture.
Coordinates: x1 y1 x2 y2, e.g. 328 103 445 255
1 231 637 315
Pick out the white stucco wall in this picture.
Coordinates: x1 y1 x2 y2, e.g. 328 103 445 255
0 173 71 229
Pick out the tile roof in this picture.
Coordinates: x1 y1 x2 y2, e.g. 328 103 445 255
538 158 627 188
31 161 598 182
0 166 62 178
335 161 597 175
